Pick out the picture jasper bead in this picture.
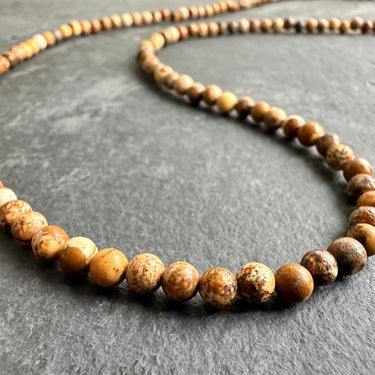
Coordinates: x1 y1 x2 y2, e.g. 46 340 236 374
59 24 73 39
0 187 16 207
316 134 341 156
349 206 375 227
327 237 367 275
217 92 238 114
161 262 200 302
0 200 32 230
126 253 165 294
347 224 375 256
250 101 270 122
236 262 275 304
202 85 222 106
357 191 375 207
297 122 324 147
300 250 338 285
90 248 128 287
235 96 255 119
0 56 10 75
199 267 237 308
347 174 375 199
58 237 98 274
42 31 56 47
325 144 355 170
343 158 372 182
31 225 69 260
263 107 287 130
275 264 314 304
173 74 194 95
10 211 48 245
282 115 304 138
187 82 206 104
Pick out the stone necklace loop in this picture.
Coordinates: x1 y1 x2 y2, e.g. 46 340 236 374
0 0 374 308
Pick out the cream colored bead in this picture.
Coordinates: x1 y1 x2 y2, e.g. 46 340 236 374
121 12 133 27
0 200 32 230
217 92 238 114
32 34 48 50
0 187 17 208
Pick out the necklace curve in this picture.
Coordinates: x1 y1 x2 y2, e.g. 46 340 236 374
1 0 375 308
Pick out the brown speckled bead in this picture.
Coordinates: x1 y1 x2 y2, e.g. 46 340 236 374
263 107 287 130
3 50 18 68
0 56 10 75
100 16 112 31
80 20 92 35
340 20 350 34
251 101 271 122
126 253 165 294
261 18 273 32
42 31 56 47
199 267 237 308
121 13 133 27
349 206 375 227
31 225 69 260
202 85 222 106
187 82 206 105
69 20 82 35
357 191 375 207
59 24 73 39
325 144 355 170
162 72 180 90
351 16 364 30
153 65 173 84
300 250 338 285
235 96 255 119
295 21 305 33
59 237 98 274
297 122 324 147
272 18 284 33
90 19 102 33
110 14 123 28
347 224 375 256
284 18 296 30
275 264 314 304
327 237 367 275
161 261 200 301
347 174 375 199
236 262 275 304
343 158 372 182
306 18 318 33
329 18 341 31
318 19 329 33
10 211 48 245
315 133 341 156
228 21 239 33
174 74 194 95
0 187 17 208
0 200 32 230
149 32 165 51
282 115 304 138
90 248 128 287
217 92 238 114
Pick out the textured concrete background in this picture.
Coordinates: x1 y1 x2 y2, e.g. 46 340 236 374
0 1 374 374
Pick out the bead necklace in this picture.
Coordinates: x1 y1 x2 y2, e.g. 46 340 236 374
1 0 375 308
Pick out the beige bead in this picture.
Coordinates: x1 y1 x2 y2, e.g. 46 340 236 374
239 18 250 33
272 18 284 33
59 24 73 39
126 253 165 294
0 200 32 230
250 101 271 122
306 18 319 33
58 236 98 274
173 74 194 95
0 187 17 207
208 22 220 36
261 18 273 32
347 224 375 256
217 92 238 114
329 18 341 30
282 115 304 138
121 13 133 27
10 211 48 245
162 72 179 90
163 26 180 44
236 262 275 304
153 65 174 84
149 33 165 51
357 191 375 207
161 262 200 301
31 225 69 260
199 267 237 308
110 14 123 28
325 144 355 170
69 20 83 35
80 20 92 35
142 10 153 24
32 34 47 50
347 174 375 199
263 107 287 130
90 248 128 287
202 85 222 106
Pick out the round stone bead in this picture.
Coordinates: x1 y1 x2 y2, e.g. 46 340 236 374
52 29 64 42
327 237 367 275
357 191 375 207
149 32 165 51
163 26 180 44
208 22 220 36
58 237 98 274
90 248 128 287
202 85 222 106
275 264 314 304
0 200 32 230
318 19 329 33
199 267 237 308
300 250 338 285
347 174 375 199
217 92 238 114
100 16 113 30
315 134 341 156
121 13 133 27
339 20 351 34
0 187 17 208
110 14 123 28
236 262 275 304
273 18 284 33
351 16 364 30
261 18 273 32
239 18 250 33
297 122 324 147
173 74 194 95
329 18 341 30
306 18 319 32
42 31 56 47
161 262 200 302
153 65 173 84
187 82 206 105
10 211 48 245
235 96 255 119
284 18 296 29
197 23 209 37
69 20 83 35
32 34 47 50
362 21 373 34
343 158 372 182
282 115 304 138
31 225 69 260
90 19 102 33
188 23 200 37
263 107 287 130
19 42 34 59
26 39 40 55
250 101 270 122
325 144 355 170
349 206 375 227
80 20 92 35
126 253 165 294
162 72 179 90
59 24 73 39
0 56 10 75
347 224 375 256
250 19 261 32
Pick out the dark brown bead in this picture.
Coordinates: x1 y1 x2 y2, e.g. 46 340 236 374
350 16 364 30
228 21 239 33
235 96 255 119
327 237 367 275
343 158 372 182
347 223 375 257
297 122 324 147
340 20 350 34
295 21 304 33
187 82 206 105
325 144 355 171
347 174 375 199
300 250 338 285
349 206 375 227
318 19 329 33
315 134 341 156
284 18 295 30
282 115 304 138
362 21 373 34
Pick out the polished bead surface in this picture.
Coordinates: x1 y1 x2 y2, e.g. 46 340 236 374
0 187 17 208
297 122 324 147
316 134 341 156
187 82 206 104
343 158 372 182
357 191 375 207
325 144 355 170
349 206 375 227
250 101 270 122
347 174 375 199
42 31 56 47
263 107 287 130
202 85 222 106
282 115 304 138
217 92 238 114
173 74 194 95
235 96 255 119
0 200 32 230
10 211 48 245
59 24 73 39
347 224 375 256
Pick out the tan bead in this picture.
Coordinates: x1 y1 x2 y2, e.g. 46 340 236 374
58 237 98 274
90 248 128 287
26 39 40 54
325 144 355 170
189 6 199 19
235 96 255 119
0 56 10 75
188 23 200 37
208 22 220 36
31 225 69 260
174 74 194 95
126 253 165 294
351 16 364 30
282 115 304 138
10 211 48 245
59 24 73 39
32 34 47 50
217 92 238 114
347 224 375 257
238 18 250 33
149 33 165 51
275 264 314 304
297 121 324 147
236 262 275 304
111 14 123 28
318 19 329 33
3 50 19 68
162 72 179 90
0 180 3 187
177 25 189 40
347 174 375 199
306 18 318 33
100 16 112 31
343 158 372 182
187 82 206 104
199 267 237 308
19 43 34 59
357 191 375 207
132 12 143 26
197 23 209 37
163 26 180 44
250 19 261 32
121 13 133 27
153 65 174 84
90 19 102 33
272 18 284 33
42 31 56 47
160 9 171 21
327 237 367 275
340 20 350 34
69 20 82 35
80 20 92 35
329 18 341 30
202 85 223 106
152 10 162 23
0 187 17 207
250 101 270 122
0 200 32 230
261 18 273 32
263 107 287 130
349 206 375 227
161 262 199 301
315 133 341 156
179 6 190 20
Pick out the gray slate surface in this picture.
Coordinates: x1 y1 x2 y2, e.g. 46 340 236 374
0 0 374 374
